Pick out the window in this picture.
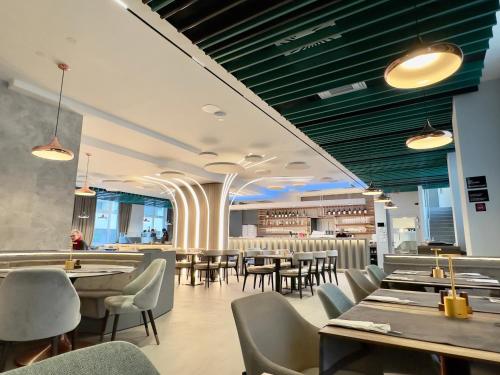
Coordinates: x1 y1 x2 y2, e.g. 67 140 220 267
92 199 119 245
143 206 167 233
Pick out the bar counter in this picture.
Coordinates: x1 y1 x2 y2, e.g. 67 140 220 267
229 237 369 269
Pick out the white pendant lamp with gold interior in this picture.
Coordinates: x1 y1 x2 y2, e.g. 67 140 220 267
362 182 382 196
75 153 96 197
406 119 453 150
32 63 75 161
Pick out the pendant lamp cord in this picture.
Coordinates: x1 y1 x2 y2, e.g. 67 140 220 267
54 68 66 137
84 154 90 186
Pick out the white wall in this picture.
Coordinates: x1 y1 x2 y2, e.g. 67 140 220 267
453 79 500 256
127 204 144 237
447 152 466 248
387 191 423 244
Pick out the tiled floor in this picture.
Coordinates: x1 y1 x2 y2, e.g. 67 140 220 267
4 272 353 374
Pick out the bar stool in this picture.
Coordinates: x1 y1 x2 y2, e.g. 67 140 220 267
325 250 339 285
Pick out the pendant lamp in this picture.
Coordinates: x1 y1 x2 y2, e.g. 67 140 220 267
384 42 462 89
406 119 453 150
375 193 391 203
362 182 382 196
32 63 74 160
75 153 96 196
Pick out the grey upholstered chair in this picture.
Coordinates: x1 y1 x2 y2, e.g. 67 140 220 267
175 252 192 285
242 250 274 292
279 252 314 298
102 258 166 345
3 342 159 375
220 249 240 284
0 269 81 371
345 269 377 303
317 283 354 319
232 292 379 375
311 251 327 286
366 265 387 286
194 250 223 287
325 250 339 284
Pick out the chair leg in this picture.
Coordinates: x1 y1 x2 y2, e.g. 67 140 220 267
261 275 265 293
1 342 11 372
328 268 332 283
271 274 274 291
51 336 59 356
207 270 210 288
242 273 248 291
253 274 257 289
234 267 240 282
298 277 302 299
225 268 229 284
334 266 338 285
111 314 120 341
177 269 181 285
70 326 78 350
268 274 271 285
321 270 326 284
147 310 160 345
309 275 314 295
141 311 150 336
100 309 109 342
218 269 222 286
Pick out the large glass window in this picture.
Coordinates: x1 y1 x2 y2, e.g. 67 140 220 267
143 206 167 233
92 199 119 245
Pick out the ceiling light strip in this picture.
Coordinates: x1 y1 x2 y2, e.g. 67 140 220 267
182 177 211 250
244 156 277 169
173 178 201 249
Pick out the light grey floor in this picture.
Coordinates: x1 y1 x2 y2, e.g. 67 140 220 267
120 272 354 375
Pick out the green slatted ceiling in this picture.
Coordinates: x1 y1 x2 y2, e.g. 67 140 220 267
92 188 172 207
142 0 498 191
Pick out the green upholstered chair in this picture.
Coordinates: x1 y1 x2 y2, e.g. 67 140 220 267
366 265 387 286
345 269 377 303
317 283 354 319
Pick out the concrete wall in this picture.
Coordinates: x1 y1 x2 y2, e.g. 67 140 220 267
0 82 82 250
453 79 500 256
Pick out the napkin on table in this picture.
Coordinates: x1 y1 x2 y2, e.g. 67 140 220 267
385 275 414 281
327 319 391 334
365 295 413 304
393 270 419 275
488 298 500 303
466 278 499 284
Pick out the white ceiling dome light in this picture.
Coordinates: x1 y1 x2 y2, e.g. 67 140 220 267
285 161 310 170
198 151 218 158
255 169 271 175
204 162 244 174
267 185 284 190
245 154 263 162
159 170 185 178
201 104 221 114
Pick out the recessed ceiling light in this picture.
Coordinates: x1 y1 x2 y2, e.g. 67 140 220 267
255 169 271 175
245 154 263 162
202 104 221 114
292 182 306 187
267 185 284 190
285 161 309 170
214 111 226 117
159 171 185 178
320 177 334 182
199 151 218 158
217 118 224 122
204 162 244 174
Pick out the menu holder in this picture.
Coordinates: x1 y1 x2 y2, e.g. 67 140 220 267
431 248 445 278
439 255 469 319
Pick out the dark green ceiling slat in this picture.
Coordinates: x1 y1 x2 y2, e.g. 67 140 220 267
143 0 498 192
148 0 177 12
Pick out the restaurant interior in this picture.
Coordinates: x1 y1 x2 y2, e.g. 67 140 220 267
1 0 500 374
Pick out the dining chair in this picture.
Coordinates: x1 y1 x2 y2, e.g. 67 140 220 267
279 252 314 298
0 269 81 371
232 292 378 375
194 250 223 288
219 249 240 284
175 252 191 285
102 258 166 345
366 265 387 286
317 283 354 319
325 250 339 285
345 269 377 303
2 341 159 375
242 250 274 293
311 251 327 286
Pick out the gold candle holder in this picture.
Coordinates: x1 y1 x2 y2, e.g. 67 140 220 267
431 248 444 278
442 255 468 319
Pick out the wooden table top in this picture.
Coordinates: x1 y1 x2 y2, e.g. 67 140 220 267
253 254 292 259
320 297 500 364
0 264 135 279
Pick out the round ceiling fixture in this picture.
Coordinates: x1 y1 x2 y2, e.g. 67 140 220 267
285 161 309 170
204 162 244 174
292 182 306 187
198 151 218 158
384 42 463 89
406 120 453 150
374 193 391 203
362 182 382 196
214 111 226 118
255 169 271 175
159 170 185 178
245 154 263 162
384 201 398 210
320 176 334 182
267 185 284 190
201 104 221 114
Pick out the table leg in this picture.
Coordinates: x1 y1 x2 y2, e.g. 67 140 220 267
184 255 202 286
275 259 281 293
440 355 471 375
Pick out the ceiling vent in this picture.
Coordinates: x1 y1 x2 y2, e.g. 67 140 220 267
318 81 367 99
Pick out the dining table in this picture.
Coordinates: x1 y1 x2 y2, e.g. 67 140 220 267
177 249 202 286
0 263 135 366
381 269 500 294
320 289 500 375
253 253 292 293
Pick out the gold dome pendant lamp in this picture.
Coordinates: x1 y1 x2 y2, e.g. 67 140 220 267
32 63 74 161
384 4 463 89
75 153 96 197
406 119 453 150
